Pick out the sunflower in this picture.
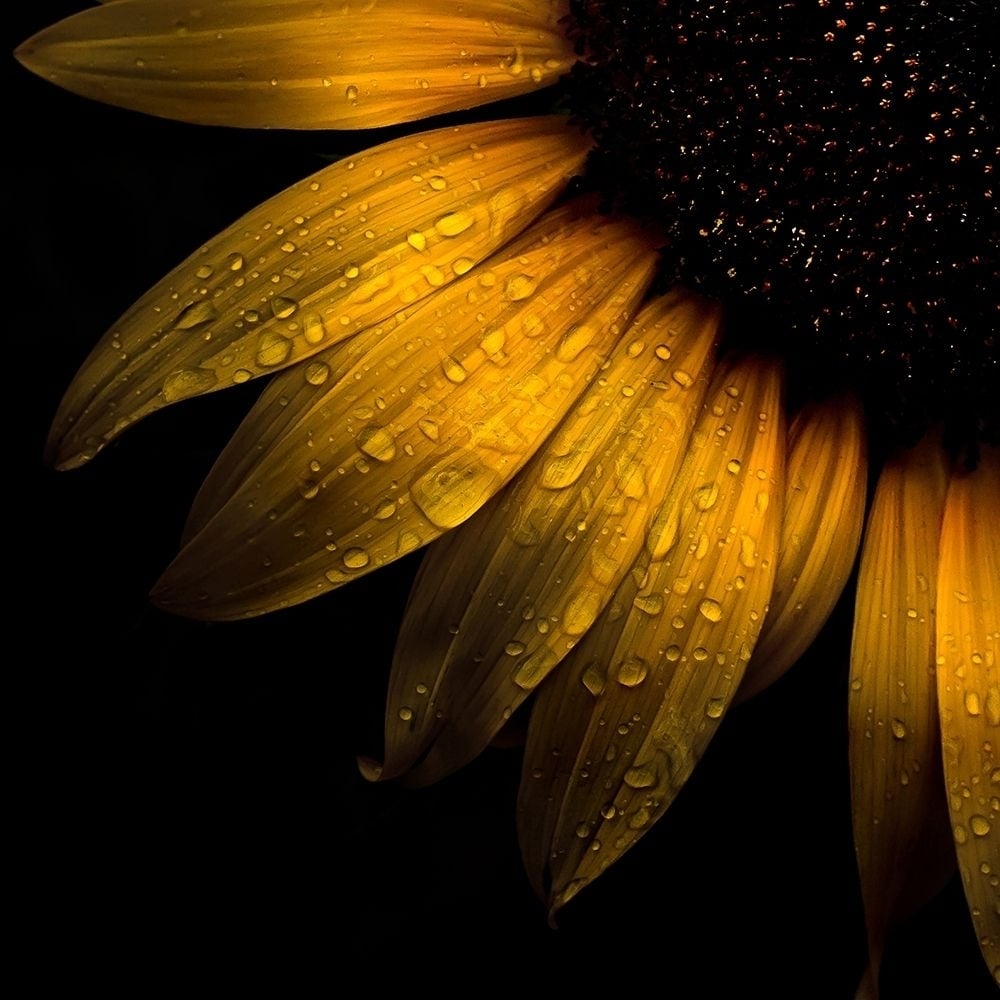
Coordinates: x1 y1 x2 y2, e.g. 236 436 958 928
16 1 998 995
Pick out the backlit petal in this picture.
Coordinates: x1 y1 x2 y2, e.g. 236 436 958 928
739 394 867 700
518 354 784 910
936 448 1000 985
46 116 591 469
154 203 660 619
376 290 720 785
847 433 950 987
17 0 573 129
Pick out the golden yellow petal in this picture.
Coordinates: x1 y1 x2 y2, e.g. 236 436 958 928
936 447 1000 986
17 0 574 129
154 203 660 619
739 394 867 700
375 290 720 785
518 353 784 909
46 116 590 470
847 433 950 986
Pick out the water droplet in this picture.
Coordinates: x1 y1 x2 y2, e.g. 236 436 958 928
195 263 214 280
513 648 557 690
966 690 982 716
441 354 468 383
563 589 601 636
174 299 217 330
581 662 606 697
505 640 526 656
891 718 907 740
345 83 359 102
407 230 427 252
726 458 742 474
628 807 652 830
256 330 292 367
664 644 681 662
575 822 590 840
555 324 596 363
299 479 320 500
357 425 397 462
271 295 299 319
616 656 649 688
226 252 245 271
624 763 657 789
672 369 694 388
342 547 370 570
504 273 537 301
418 417 440 441
654 343 672 361
970 815 992 837
692 646 709 662
705 697 726 719
232 369 253 384
739 534 758 568
434 211 476 237
699 598 723 623
373 499 396 520
633 593 663 616
163 367 219 403
410 454 503 529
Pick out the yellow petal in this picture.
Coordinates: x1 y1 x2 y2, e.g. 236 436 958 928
518 354 784 910
936 447 1000 986
739 394 867 700
847 433 950 986
376 290 720 785
46 116 591 470
154 202 660 619
17 0 574 129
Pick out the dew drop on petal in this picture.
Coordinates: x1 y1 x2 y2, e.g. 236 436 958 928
162 367 219 403
357 424 397 462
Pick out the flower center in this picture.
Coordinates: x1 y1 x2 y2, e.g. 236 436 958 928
565 0 997 444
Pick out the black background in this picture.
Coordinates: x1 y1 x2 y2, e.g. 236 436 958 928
10 4 995 995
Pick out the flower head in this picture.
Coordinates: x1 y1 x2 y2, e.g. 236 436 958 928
17 1 998 994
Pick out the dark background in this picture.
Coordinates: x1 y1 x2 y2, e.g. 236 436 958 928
10 4 995 995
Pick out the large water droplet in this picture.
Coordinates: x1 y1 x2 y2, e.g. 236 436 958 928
581 662 606 697
616 657 649 688
162 367 218 403
434 211 476 237
441 354 468 383
563 589 601 636
174 299 217 330
624 763 657 789
411 453 503 529
357 424 397 462
555 324 596 363
256 330 292 367
271 295 299 320
699 598 723 623
342 547 370 570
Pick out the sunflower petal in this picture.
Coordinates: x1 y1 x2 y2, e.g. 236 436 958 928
154 203 660 619
847 433 950 986
935 447 1000 985
518 354 784 909
738 394 867 700
376 290 720 785
45 116 590 470
17 0 573 129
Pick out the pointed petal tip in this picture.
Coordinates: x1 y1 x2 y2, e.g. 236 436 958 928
356 756 384 783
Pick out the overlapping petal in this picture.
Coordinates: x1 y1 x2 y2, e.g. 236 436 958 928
739 395 867 700
46 116 590 469
17 0 574 130
847 434 951 991
371 290 720 785
935 448 999 984
518 354 784 911
154 202 660 619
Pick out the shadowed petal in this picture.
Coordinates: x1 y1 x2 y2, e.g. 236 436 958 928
46 116 590 469
153 203 660 619
17 0 574 129
847 433 951 993
518 354 784 910
375 290 720 785
739 394 867 700
935 447 1000 986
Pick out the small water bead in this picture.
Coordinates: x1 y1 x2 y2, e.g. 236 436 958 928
441 355 468 383
373 499 397 521
654 343 672 361
357 424 397 462
699 598 723 623
705 697 726 719
174 299 217 330
398 706 414 722
616 656 649 688
672 369 694 388
581 662 606 697
342 547 370 570
624 763 657 789
970 815 992 837
407 230 427 251
232 369 253 384
345 83 359 102
195 263 214 280
271 295 299 319
505 640 526 656
435 211 476 237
